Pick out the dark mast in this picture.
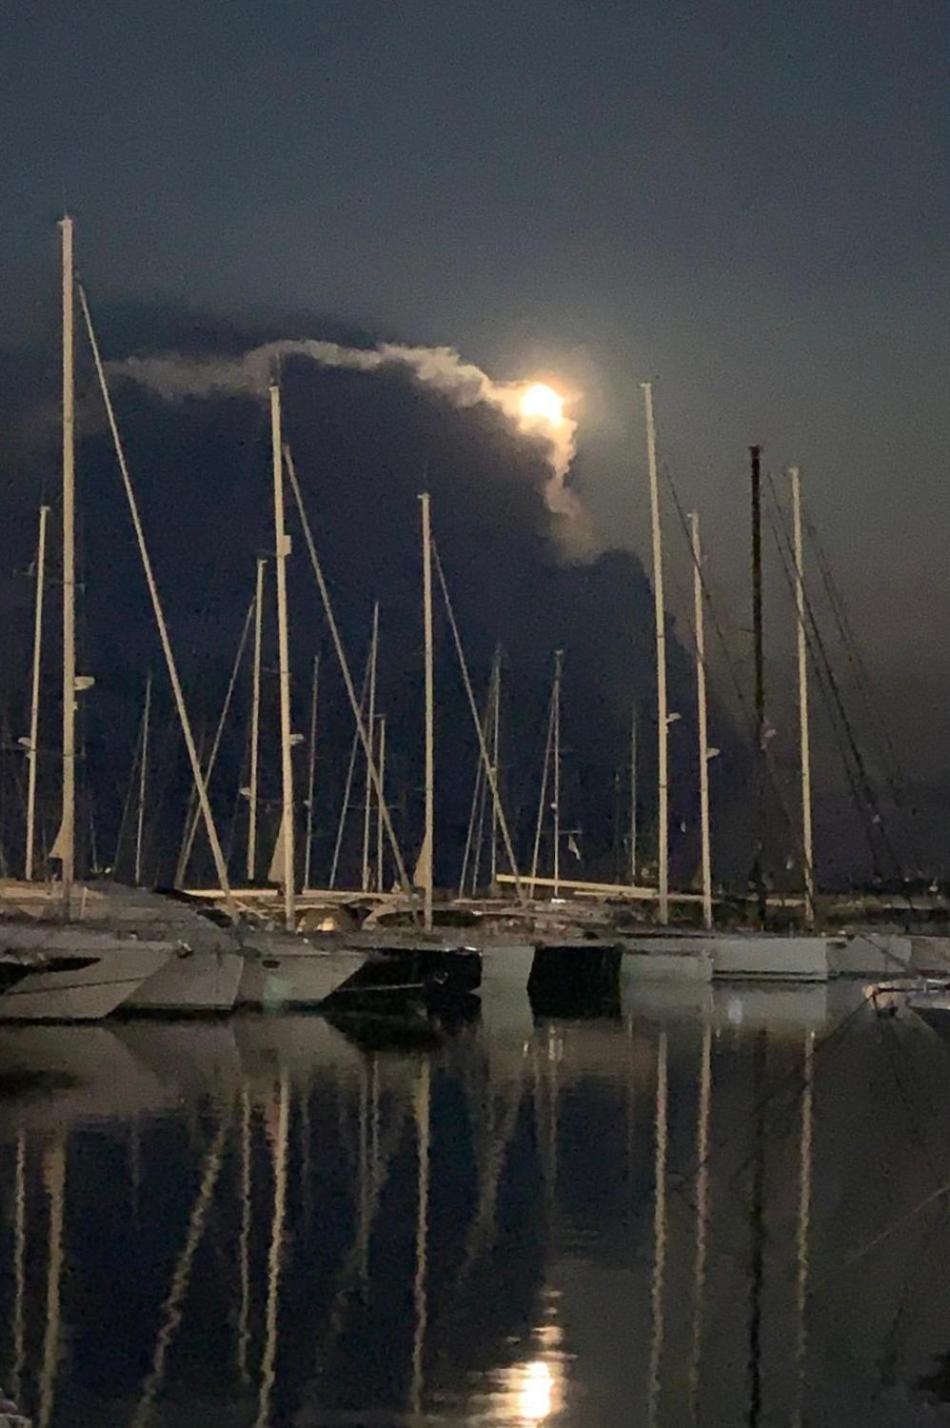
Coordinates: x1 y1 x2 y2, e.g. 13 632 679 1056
750 444 767 927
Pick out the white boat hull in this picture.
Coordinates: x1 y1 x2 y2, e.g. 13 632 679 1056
237 943 370 1009
478 941 535 1038
621 932 830 982
620 944 714 984
0 942 172 1022
123 948 244 1014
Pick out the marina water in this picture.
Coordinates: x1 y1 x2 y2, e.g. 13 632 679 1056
2 985 949 1425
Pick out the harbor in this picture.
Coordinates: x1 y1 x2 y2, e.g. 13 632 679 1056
1 216 945 1020
4 985 950 1424
2 3 949 1416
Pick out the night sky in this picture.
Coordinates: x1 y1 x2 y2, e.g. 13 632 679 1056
2 1 949 879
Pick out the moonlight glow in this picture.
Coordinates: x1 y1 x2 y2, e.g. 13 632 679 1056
520 382 565 427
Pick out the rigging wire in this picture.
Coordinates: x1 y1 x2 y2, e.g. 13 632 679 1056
113 693 148 878
175 595 255 885
805 512 925 880
763 489 884 878
806 515 910 809
328 644 373 890
458 667 494 897
430 537 523 898
658 460 810 890
283 443 413 898
765 475 905 885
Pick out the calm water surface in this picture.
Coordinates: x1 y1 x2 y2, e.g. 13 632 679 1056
3 984 950 1425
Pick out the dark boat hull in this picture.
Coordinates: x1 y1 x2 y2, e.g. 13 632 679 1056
325 944 481 1014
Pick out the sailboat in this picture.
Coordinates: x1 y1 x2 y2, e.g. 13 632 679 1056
0 219 188 1022
324 492 525 1023
221 392 452 1013
241 480 487 1016
218 385 374 1009
614 450 838 984
64 218 249 1017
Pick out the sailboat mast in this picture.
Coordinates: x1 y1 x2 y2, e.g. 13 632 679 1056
420 492 434 931
25 503 49 880
629 702 638 887
361 601 379 892
134 671 152 886
489 648 501 892
271 385 296 929
376 715 386 893
247 556 265 882
303 653 319 890
790 467 815 924
553 648 563 897
641 381 669 923
690 512 713 929
60 216 76 911
750 444 767 926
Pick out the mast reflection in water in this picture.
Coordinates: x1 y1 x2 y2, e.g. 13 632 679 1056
3 987 950 1423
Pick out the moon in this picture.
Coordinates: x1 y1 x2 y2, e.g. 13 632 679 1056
520 382 565 427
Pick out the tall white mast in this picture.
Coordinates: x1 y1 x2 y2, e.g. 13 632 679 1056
247 556 265 882
629 702 638 887
271 385 296 930
553 648 563 896
420 492 434 931
641 381 669 923
489 649 501 892
376 715 387 894
60 216 76 911
25 503 49 880
690 512 713 929
303 653 320 890
361 601 379 892
134 671 152 887
790 467 815 925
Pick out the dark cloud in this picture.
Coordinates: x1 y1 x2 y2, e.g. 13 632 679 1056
0 302 736 889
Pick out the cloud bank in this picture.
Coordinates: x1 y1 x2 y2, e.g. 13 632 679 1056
111 338 595 559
